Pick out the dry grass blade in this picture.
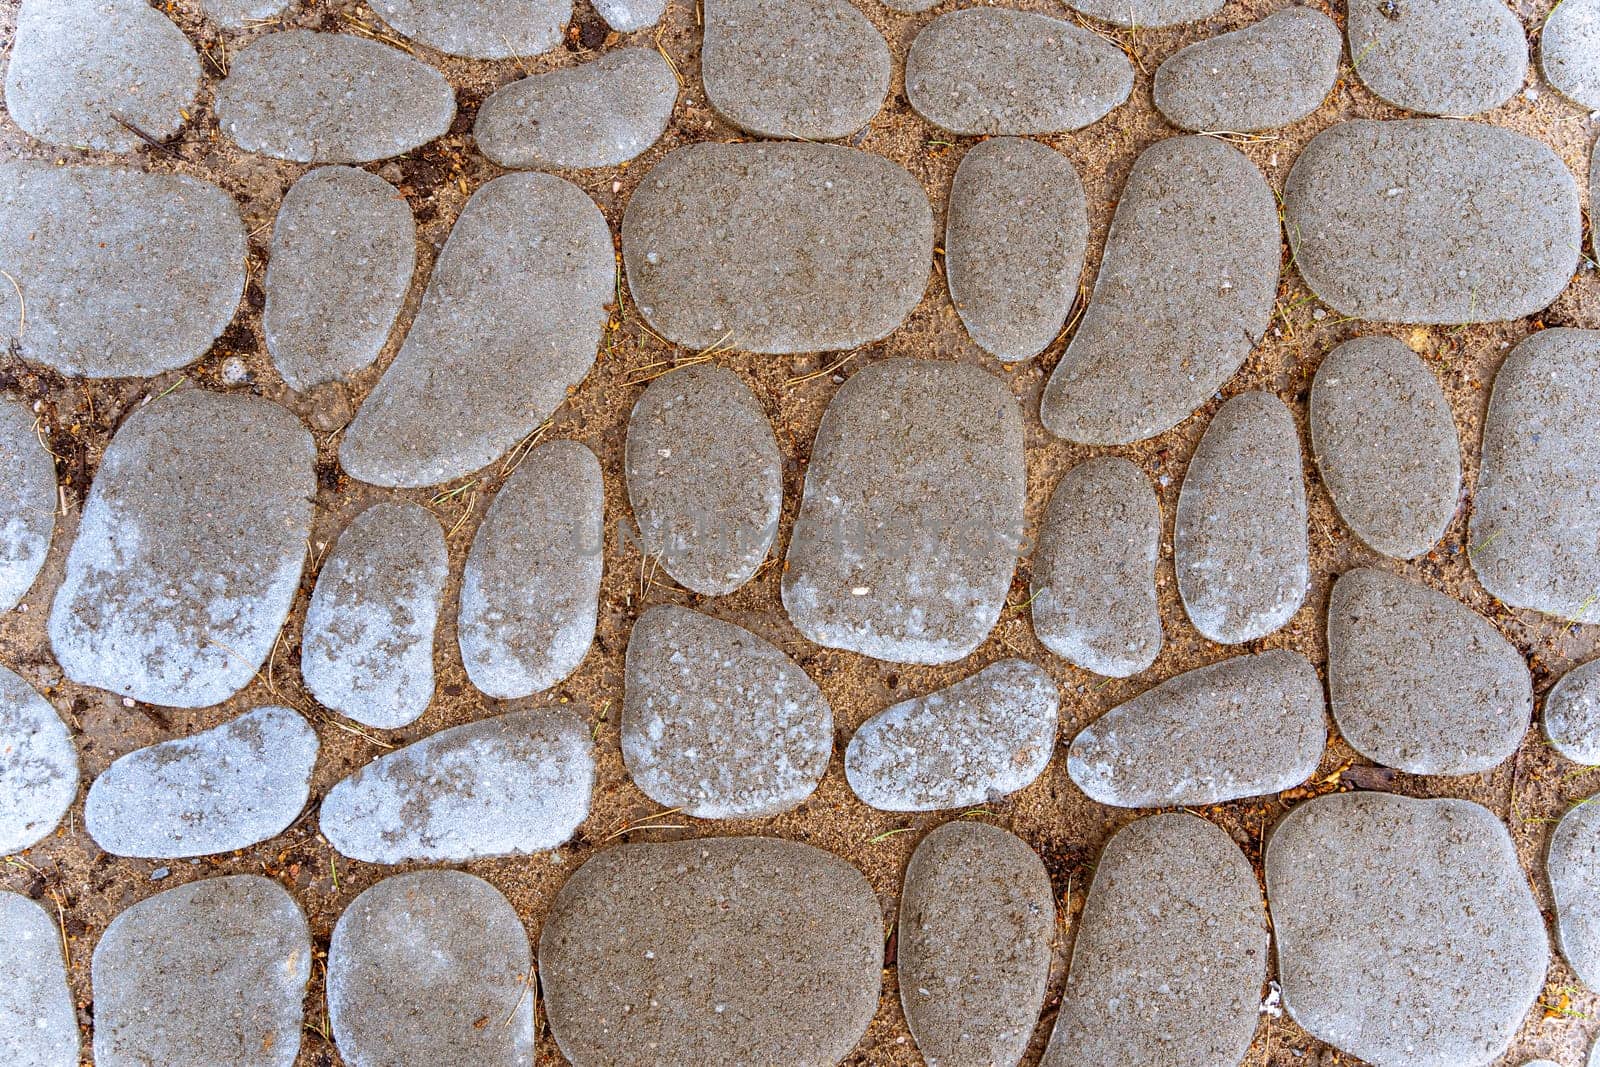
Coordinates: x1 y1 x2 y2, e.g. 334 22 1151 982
603 806 688 841
785 348 861 388
0 267 26 339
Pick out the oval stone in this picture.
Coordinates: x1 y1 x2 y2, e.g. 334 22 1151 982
595 0 666 30
1545 659 1600 765
1347 0 1526 117
540 838 882 1066
622 143 932 354
200 0 290 28
1550 793 1600 990
1542 0 1600 110
1040 136 1279 444
49 391 314 708
1063 0 1220 27
0 666 76 856
0 398 55 612
369 0 569 58
0 892 79 1067
1285 120 1581 324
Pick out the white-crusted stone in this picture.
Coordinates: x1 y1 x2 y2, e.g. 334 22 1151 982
0 666 76 857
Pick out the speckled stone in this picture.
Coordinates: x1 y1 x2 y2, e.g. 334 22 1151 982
900 822 1055 1067
0 399 55 612
0 892 79 1067
594 0 667 30
1545 659 1600 765
370 0 568 58
1041 813 1266 1067
1542 0 1600 109
1040 136 1279 444
1266 792 1547 1067
782 359 1024 664
1348 0 1526 117
1064 0 1221 27
1153 8 1341 133
0 666 76 857
1551 794 1600 992
540 837 882 1066
200 0 289 28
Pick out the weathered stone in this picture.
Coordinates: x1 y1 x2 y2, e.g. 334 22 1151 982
1063 0 1220 27
540 838 881 1065
1545 659 1600 765
1041 813 1266 1067
622 143 932 354
1348 0 1526 117
0 399 55 612
341 175 611 486
370 0 568 58
1285 120 1581 324
0 892 79 1067
1040 136 1279 444
1266 792 1547 1067
200 0 290 28
1068 650 1325 808
49 391 314 708
1551 794 1600 992
881 0 938 10
0 666 75 857
782 359 1024 664
945 137 1087 362
594 0 666 31
1543 0 1600 109
900 822 1054 1067
321 709 592 863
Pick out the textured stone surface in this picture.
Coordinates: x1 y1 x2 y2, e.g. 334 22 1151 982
370 0 569 58
1266 792 1547 1067
540 837 881 1066
1064 0 1220 27
49 391 314 708
1551 795 1600 991
1040 136 1278 444
1153 8 1341 133
594 0 667 30
0 666 76 858
1545 659 1600 765
0 399 55 612
782 359 1024 664
1348 0 1526 116
0 892 79 1067
622 143 932 353
341 174 611 486
1542 0 1600 109
200 0 290 28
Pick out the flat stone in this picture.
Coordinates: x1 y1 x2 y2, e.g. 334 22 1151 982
341 174 611 486
475 49 676 170
264 166 416 392
622 143 932 354
1063 0 1221 27
945 137 1087 362
882 0 938 9
1285 120 1581 324
1152 8 1341 133
624 364 781 595
1348 0 1526 116
1040 136 1278 444
1328 567 1531 776
1551 794 1600 992
899 822 1054 1067
782 359 1024 664
0 163 246 378
0 666 76 857
594 0 666 31
301 502 447 729
0 398 55 612
369 0 568 58
1545 659 1600 765
49 391 314 708
457 440 603 698
1543 0 1600 109
1471 329 1600 623
217 30 456 163
845 659 1058 812
1174 392 1309 644
1030 457 1162 677
320 709 593 863
200 0 290 28
1041 813 1266 1067
1310 336 1461 559
701 0 889 140
1067 650 1325 808
329 871 534 1067
540 837 881 1065
1266 792 1547 1067
92 876 311 1067
0 892 79 1067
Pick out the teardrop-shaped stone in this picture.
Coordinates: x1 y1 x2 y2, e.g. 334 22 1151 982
0 397 56 612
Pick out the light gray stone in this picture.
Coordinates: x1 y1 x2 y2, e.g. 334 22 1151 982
1543 0 1600 109
1266 792 1547 1067
622 143 932 354
1063 0 1221 27
782 359 1024 664
540 837 881 1066
49 391 314 708
1348 0 1526 117
0 892 78 1067
341 174 611 486
845 660 1058 812
200 0 290 28
0 666 75 857
0 399 55 612
1068 650 1325 808
370 0 568 58
881 0 938 9
1153 8 1341 133
594 0 667 31
1545 659 1600 765
1040 136 1279 444
1551 795 1600 993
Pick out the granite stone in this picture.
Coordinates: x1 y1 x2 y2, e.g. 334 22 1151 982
0 892 78 1067
370 0 569 59
1542 0 1600 110
594 0 667 30
0 666 76 856
1545 659 1600 765
200 0 290 28
1348 0 1526 117
1550 794 1600 991
0 398 55 612
1064 0 1221 26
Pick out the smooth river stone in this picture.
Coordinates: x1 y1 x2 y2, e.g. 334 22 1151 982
1471 329 1600 623
905 10 1132 136
329 871 534 1067
49 391 314 708
1068 650 1325 808
1328 567 1531 776
1041 813 1266 1067
1348 0 1526 117
540 838 882 1066
1040 136 1278 444
1542 0 1600 110
476 49 676 170
0 399 54 612
624 364 781 595
0 892 78 1067
623 606 830 819
622 142 932 354
0 163 246 379
1551 794 1600 990
945 137 1087 362
200 0 290 28
92 876 311 1067
1063 0 1220 27
0 666 76 856
341 174 611 486
900 822 1054 1067
1266 792 1547 1067
301 502 448 729
1546 659 1600 765
1030 457 1162 678
217 31 456 163
594 0 667 31
782 359 1025 664
845 659 1058 812
370 0 568 58
264 166 415 392
458 440 603 698
1285 120 1581 324
320 709 593 863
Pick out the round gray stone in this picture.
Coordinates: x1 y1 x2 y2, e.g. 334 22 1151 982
594 0 667 30
0 666 76 857
199 0 290 28
1543 0 1600 109
1040 136 1279 444
1348 0 1526 117
1545 659 1600 765
0 892 79 1067
1063 0 1221 27
370 0 569 58
1551 795 1600 993
1266 792 1547 1067
0 398 55 613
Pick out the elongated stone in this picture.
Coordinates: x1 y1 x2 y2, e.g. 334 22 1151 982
369 0 569 58
0 399 55 612
0 666 76 856
1551 794 1600 991
594 0 666 31
1542 0 1600 109
1545 659 1600 765
1153 8 1341 133
1348 0 1526 117
200 0 290 28
1063 0 1220 27
0 892 79 1067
